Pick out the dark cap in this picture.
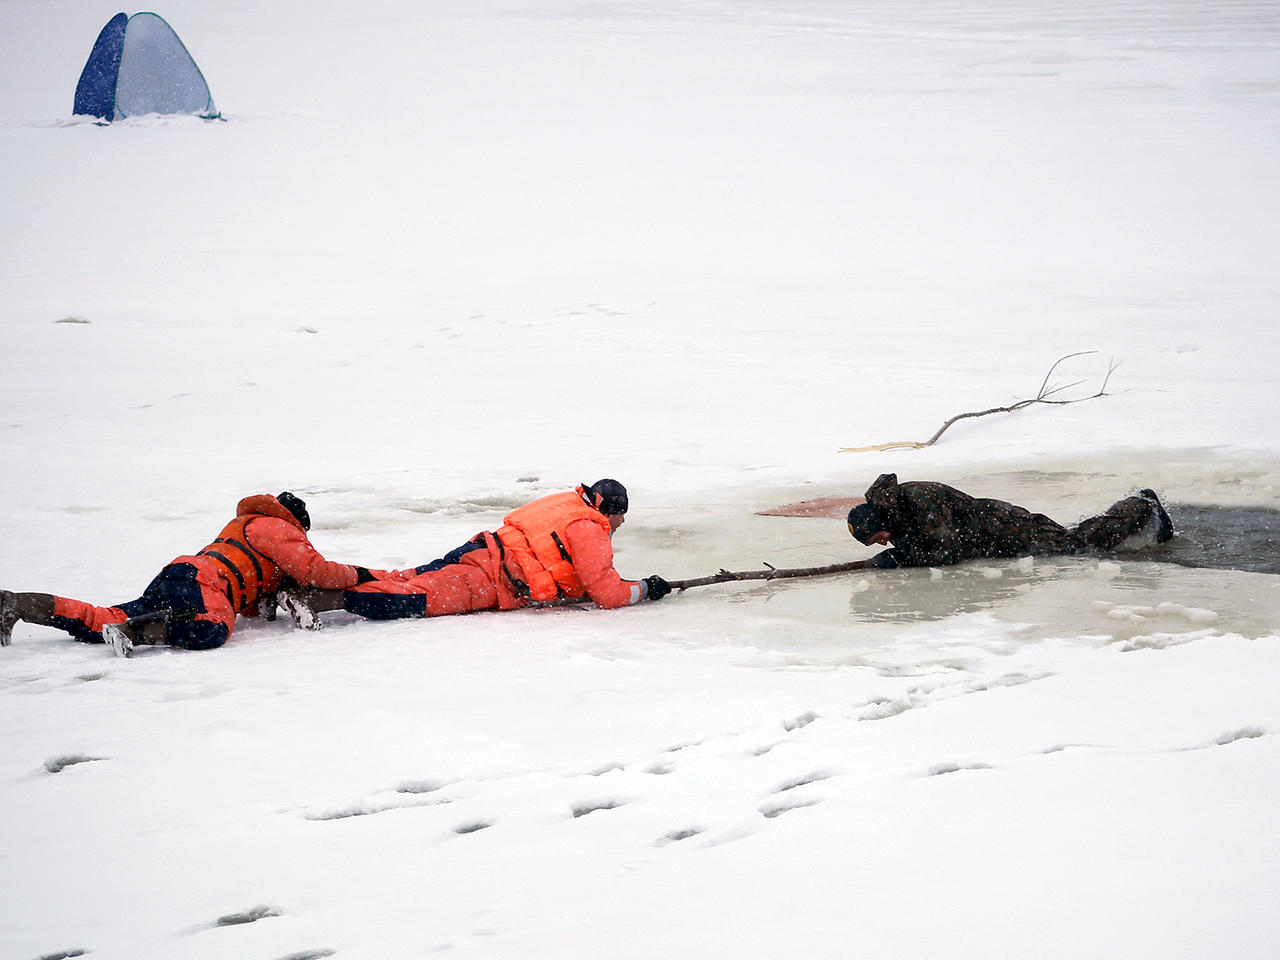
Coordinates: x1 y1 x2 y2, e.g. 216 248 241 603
847 502 884 544
582 478 629 515
278 491 311 531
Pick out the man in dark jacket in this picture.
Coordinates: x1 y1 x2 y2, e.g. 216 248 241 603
846 473 1174 569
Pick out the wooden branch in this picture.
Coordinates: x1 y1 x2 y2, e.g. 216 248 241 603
532 559 874 608
668 559 872 590
841 352 1120 453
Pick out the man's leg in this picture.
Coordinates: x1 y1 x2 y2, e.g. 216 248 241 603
0 589 133 646
1 591 58 646
282 558 501 629
1073 490 1174 551
101 610 171 658
103 563 232 657
358 558 500 618
278 538 498 630
2 563 226 655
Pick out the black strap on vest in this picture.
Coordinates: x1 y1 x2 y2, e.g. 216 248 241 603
200 529 269 610
214 536 265 583
550 532 572 563
488 531 531 599
202 550 246 593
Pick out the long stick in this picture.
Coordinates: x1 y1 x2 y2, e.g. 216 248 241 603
668 559 872 591
533 559 874 609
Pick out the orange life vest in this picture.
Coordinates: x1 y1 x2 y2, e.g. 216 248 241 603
197 496 301 613
495 489 613 602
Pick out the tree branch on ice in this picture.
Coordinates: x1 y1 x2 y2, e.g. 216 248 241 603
840 352 1120 453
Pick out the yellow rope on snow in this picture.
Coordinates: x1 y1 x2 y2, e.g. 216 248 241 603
838 441 929 453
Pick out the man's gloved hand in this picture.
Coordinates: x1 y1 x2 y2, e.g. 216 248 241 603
354 566 378 585
643 575 671 601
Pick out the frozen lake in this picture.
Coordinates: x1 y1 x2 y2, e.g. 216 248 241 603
2 1 1278 958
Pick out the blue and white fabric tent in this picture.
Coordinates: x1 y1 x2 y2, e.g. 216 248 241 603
73 12 218 121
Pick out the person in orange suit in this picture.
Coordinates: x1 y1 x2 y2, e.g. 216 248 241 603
276 479 670 629
0 492 387 657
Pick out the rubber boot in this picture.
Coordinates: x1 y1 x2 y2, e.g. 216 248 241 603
1139 489 1175 543
0 591 57 646
102 610 175 658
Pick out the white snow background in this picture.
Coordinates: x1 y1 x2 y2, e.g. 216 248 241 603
2 1 1279 958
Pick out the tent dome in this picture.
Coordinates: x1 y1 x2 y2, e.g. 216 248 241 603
73 12 218 121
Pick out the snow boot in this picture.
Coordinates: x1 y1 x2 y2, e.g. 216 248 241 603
0 590 16 647
0 590 57 647
1139 489 1175 544
103 610 174 658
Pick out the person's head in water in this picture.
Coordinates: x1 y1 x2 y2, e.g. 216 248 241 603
847 502 890 546
581 479 628 531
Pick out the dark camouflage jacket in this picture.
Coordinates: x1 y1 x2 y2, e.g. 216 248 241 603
863 473 1168 568
862 473 1080 568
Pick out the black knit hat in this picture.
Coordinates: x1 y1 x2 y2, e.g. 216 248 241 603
847 502 884 544
278 491 311 531
582 478 629 515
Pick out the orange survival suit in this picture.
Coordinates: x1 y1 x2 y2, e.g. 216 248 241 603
346 486 646 619
48 494 373 649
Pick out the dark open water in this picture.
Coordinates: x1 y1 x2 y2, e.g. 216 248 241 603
1136 504 1280 575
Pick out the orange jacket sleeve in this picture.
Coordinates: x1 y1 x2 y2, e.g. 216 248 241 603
244 517 362 590
562 518 644 609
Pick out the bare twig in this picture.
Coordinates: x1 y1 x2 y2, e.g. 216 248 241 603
840 352 1120 453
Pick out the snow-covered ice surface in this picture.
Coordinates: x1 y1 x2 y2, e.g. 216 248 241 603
2 1 1279 958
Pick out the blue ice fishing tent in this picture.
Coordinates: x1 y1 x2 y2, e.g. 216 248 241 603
73 12 218 121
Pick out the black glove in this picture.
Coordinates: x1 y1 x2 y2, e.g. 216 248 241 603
354 566 377 585
871 550 900 570
643 575 671 601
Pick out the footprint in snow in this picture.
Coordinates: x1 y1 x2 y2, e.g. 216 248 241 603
396 778 452 795
571 799 628 818
922 761 994 777
1211 726 1267 746
1040 743 1110 755
304 795 454 821
1167 727 1267 753
44 754 104 774
759 796 823 819
782 711 818 731
303 778 457 819
215 904 282 926
771 771 832 794
655 827 704 846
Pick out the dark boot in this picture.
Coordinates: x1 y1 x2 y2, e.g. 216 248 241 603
103 610 178 658
0 591 57 646
277 586 345 631
1139 489 1175 543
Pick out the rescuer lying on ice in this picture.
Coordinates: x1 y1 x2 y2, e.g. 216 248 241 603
276 479 671 629
845 473 1175 569
0 492 390 656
